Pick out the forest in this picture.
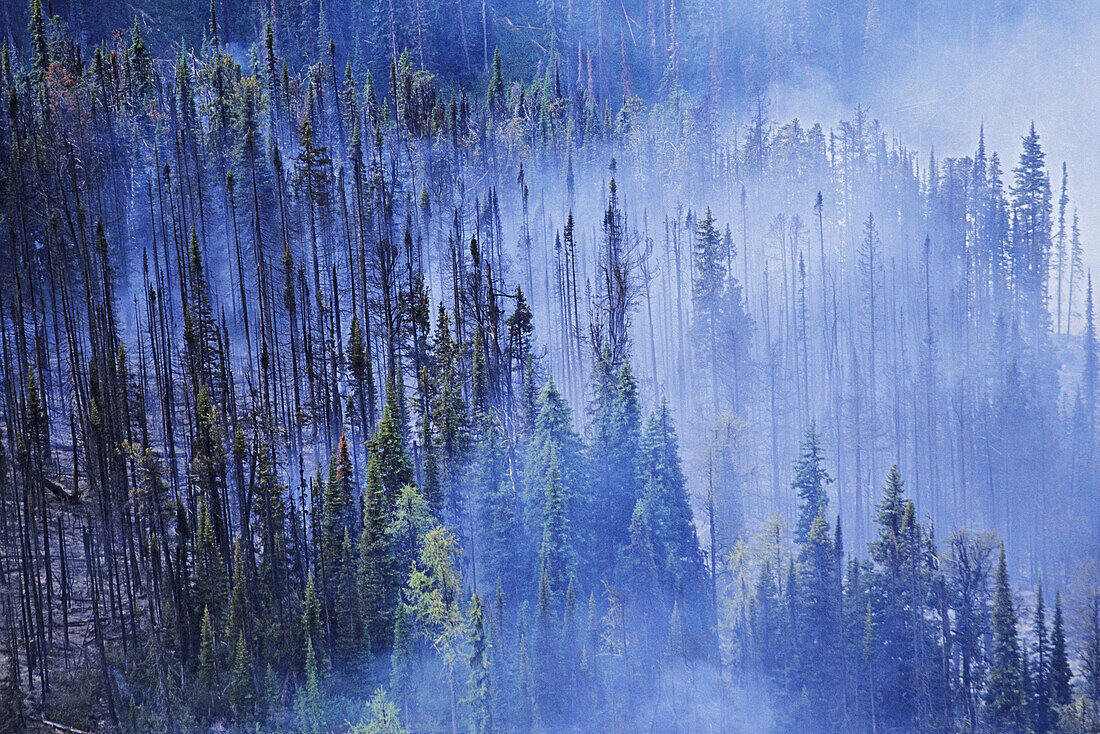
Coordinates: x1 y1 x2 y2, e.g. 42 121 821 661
0 0 1099 731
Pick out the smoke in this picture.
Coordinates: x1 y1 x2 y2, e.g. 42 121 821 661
864 2 1100 274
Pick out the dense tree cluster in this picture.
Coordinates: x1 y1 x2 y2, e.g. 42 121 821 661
0 2 1098 733
728 429 1096 733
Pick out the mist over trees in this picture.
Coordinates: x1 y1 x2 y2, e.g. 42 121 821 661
0 0 1099 732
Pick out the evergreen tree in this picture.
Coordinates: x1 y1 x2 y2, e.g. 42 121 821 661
792 421 832 544
467 594 492 734
475 414 522 594
360 456 393 653
390 602 413 723
797 508 839 723
227 632 255 723
198 604 217 691
540 447 573 601
372 380 415 508
487 48 506 118
297 636 324 734
524 379 586 567
589 351 642 571
987 546 1028 732
638 401 702 601
1032 580 1052 732
1050 592 1072 707
1011 122 1053 335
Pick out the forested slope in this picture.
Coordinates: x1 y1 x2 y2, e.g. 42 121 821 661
0 1 1098 732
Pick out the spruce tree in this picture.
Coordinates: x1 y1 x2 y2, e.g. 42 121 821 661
372 380 415 508
792 421 832 545
798 508 839 722
359 456 393 653
227 632 255 723
1033 580 1052 732
638 401 702 600
297 636 324 734
475 414 521 594
1050 592 1072 707
467 594 492 734
539 447 572 601
524 379 585 567
986 546 1028 732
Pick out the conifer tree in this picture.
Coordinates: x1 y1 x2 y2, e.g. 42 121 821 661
198 606 217 707
798 508 839 722
987 546 1027 732
467 593 492 734
372 380 415 507
302 571 324 657
540 447 572 602
1050 592 1072 707
227 632 255 723
297 636 324 734
360 456 393 652
524 379 585 564
28 0 49 91
1033 580 1052 732
638 401 702 600
475 414 521 594
351 688 408 733
792 421 832 544
390 602 412 723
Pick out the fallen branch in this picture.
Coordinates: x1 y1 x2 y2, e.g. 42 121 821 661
37 718 94 734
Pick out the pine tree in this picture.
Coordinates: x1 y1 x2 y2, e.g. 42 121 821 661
28 0 49 91
871 466 906 573
638 401 702 600
226 539 250 656
752 560 781 681
1011 123 1053 335
227 632 255 723
194 500 229 631
1050 592 1072 707
589 352 642 571
986 546 1028 732
487 48 506 118
372 379 415 507
475 414 521 594
798 508 839 722
1033 580 1052 732
297 636 324 734
693 206 727 405
198 605 217 701
467 593 492 734
390 602 413 723
540 447 572 602
792 421 832 544
360 456 393 653
524 379 586 567
1084 275 1096 457
431 305 469 520
1083 593 1100 710
127 18 155 108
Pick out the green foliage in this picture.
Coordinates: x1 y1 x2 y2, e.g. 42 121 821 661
987 547 1028 732
466 594 492 734
637 401 702 599
227 632 255 723
296 637 324 734
349 688 407 734
539 446 572 601
792 421 832 545
1050 593 1072 707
